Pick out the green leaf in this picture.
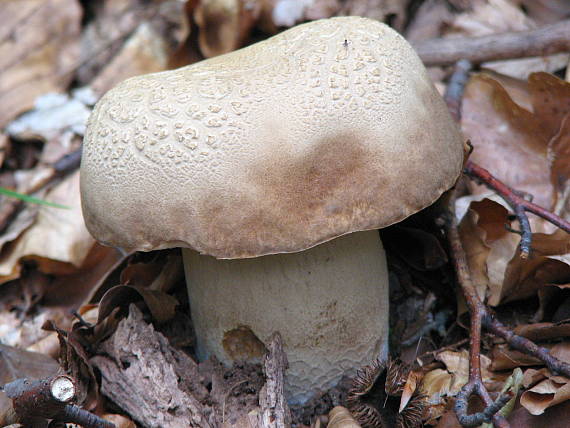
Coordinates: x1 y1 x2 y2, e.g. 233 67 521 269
0 187 71 209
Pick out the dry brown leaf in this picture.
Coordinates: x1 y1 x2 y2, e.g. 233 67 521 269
529 72 570 138
550 115 570 217
515 321 570 342
460 196 570 306
98 284 179 325
458 198 513 302
340 0 410 31
79 0 160 84
90 22 170 97
509 400 570 428
327 406 361 428
0 0 81 128
521 367 570 415
460 72 570 304
434 409 462 428
102 414 137 428
44 319 99 408
119 250 184 293
0 134 8 166
520 0 570 25
437 350 508 391
477 69 532 110
0 308 70 351
399 370 422 413
168 0 203 69
420 369 454 422
194 0 261 58
462 73 553 209
491 342 570 371
43 244 128 310
405 0 453 43
0 171 94 283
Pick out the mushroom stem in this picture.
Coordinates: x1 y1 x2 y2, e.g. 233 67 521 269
182 229 389 405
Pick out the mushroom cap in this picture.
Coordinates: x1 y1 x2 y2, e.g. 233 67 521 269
81 16 464 259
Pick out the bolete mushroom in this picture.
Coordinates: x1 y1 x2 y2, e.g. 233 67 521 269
80 17 464 404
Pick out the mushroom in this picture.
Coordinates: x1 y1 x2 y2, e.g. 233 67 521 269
80 17 464 404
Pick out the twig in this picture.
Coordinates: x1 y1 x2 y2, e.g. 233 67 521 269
443 58 570 428
445 198 511 428
444 59 472 123
2 374 115 428
464 161 570 258
413 19 570 66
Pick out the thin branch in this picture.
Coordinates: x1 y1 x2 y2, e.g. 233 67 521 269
445 193 510 428
414 19 570 66
2 374 115 428
443 56 570 428
464 161 570 258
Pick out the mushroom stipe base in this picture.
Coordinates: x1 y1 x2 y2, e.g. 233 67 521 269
183 229 389 405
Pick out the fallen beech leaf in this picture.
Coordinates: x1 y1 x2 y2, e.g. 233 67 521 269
458 198 516 303
194 0 261 58
461 72 570 305
78 0 186 86
98 284 179 324
458 197 570 305
529 72 570 137
479 69 532 110
463 73 553 209
491 342 570 371
90 22 170 97
521 0 570 25
549 115 570 216
43 320 99 407
120 250 183 293
419 368 454 423
399 370 422 413
102 414 137 428
327 406 361 428
0 134 7 166
0 171 94 283
437 350 507 391
340 0 410 31
0 344 60 385
43 244 128 310
521 368 570 415
509 399 570 428
515 321 570 342
0 0 81 128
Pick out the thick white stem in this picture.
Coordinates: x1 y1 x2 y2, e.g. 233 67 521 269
182 229 389 405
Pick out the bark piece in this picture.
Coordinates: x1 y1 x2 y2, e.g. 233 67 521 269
249 333 291 428
91 305 210 428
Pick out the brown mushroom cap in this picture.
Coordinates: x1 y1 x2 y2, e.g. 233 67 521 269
81 16 463 258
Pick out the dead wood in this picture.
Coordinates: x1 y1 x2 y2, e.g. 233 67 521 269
249 333 291 428
91 305 211 428
414 19 570 66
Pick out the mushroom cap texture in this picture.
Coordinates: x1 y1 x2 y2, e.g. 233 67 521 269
81 16 464 259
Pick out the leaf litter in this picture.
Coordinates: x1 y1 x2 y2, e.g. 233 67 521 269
2 1 570 427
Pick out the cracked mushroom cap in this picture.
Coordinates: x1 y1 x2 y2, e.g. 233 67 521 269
80 17 464 258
